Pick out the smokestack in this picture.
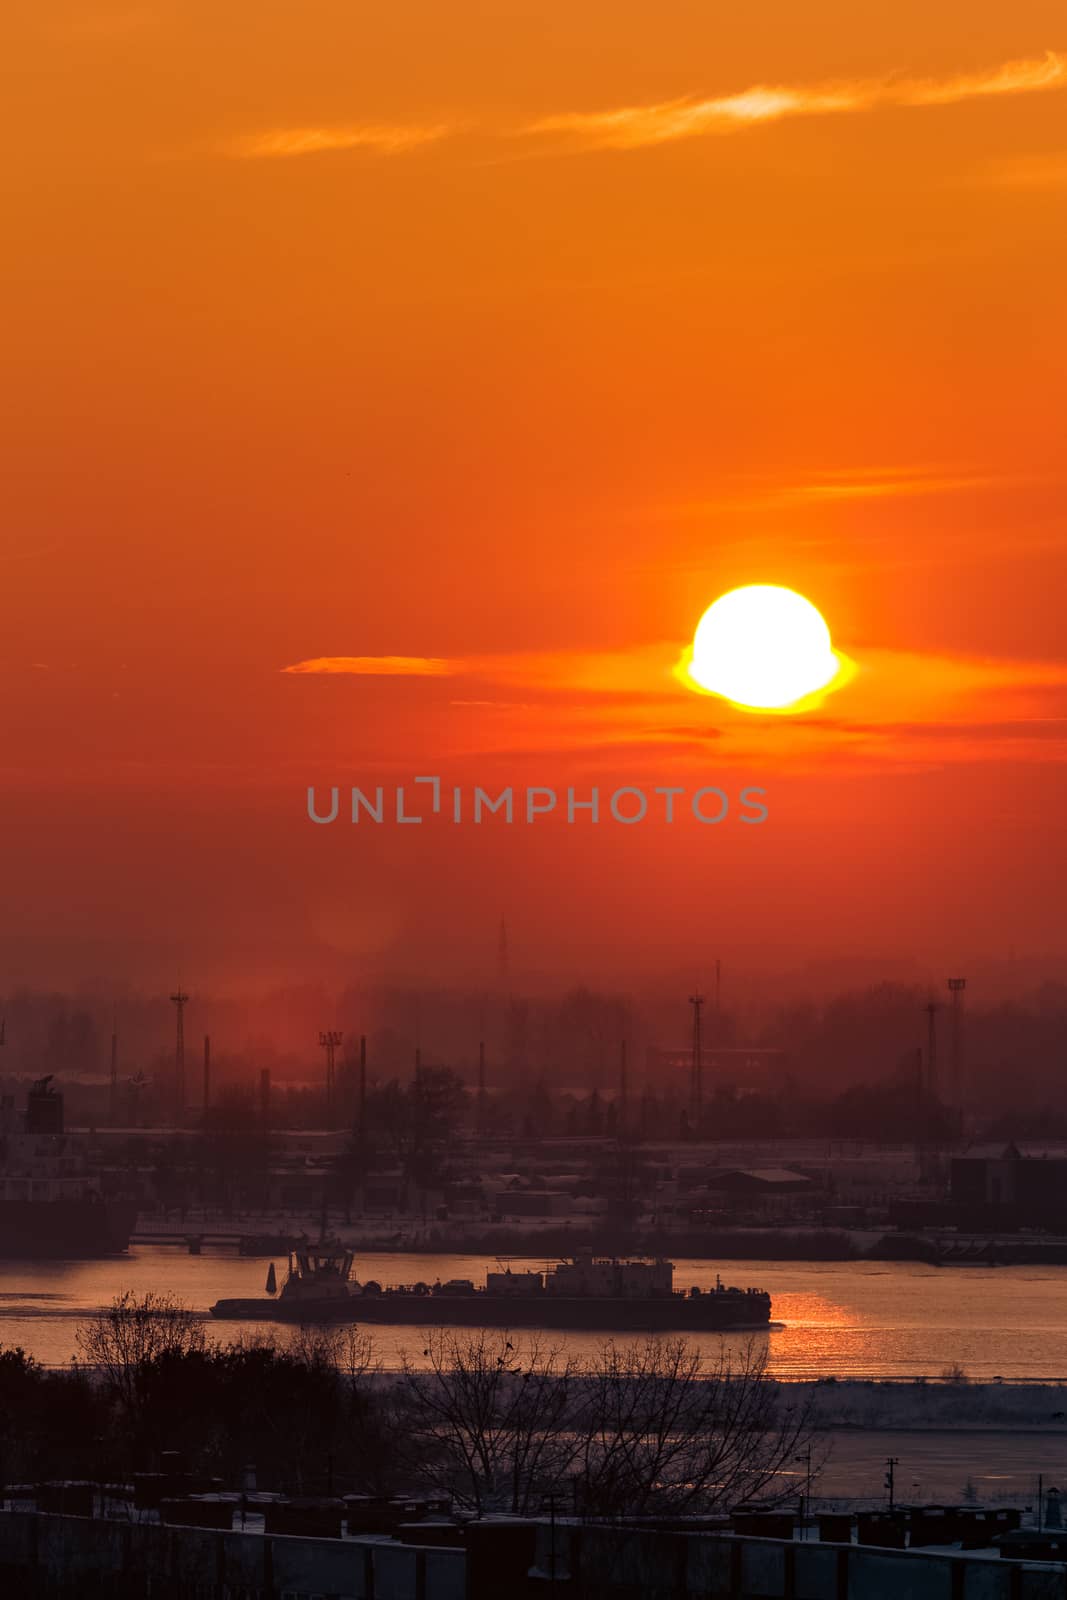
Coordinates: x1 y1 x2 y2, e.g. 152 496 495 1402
259 1068 270 1123
203 1035 211 1116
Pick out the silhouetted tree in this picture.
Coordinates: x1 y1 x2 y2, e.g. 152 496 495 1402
573 1336 819 1517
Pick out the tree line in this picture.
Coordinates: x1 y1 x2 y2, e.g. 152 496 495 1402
0 1294 818 1518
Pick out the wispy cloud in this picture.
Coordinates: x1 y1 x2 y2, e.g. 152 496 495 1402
283 645 677 696
901 52 1066 106
285 655 453 676
283 641 1067 773
216 50 1065 166
525 50 1067 150
783 467 1011 503
224 123 451 160
655 465 1030 519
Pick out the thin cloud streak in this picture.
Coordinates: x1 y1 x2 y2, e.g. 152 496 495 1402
225 123 451 160
282 645 1067 772
284 644 1067 719
284 644 681 696
219 51 1064 165
525 50 1067 150
653 465 1034 518
285 655 453 677
902 52 1066 105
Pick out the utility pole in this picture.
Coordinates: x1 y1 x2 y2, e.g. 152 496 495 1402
319 1031 342 1125
170 988 189 1125
540 1494 564 1584
885 1456 900 1512
795 1444 813 1530
202 1035 211 1116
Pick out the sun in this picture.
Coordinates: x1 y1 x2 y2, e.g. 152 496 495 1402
680 585 845 711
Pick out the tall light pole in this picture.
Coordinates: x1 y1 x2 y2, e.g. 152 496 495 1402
688 993 705 1132
925 1001 939 1098
947 978 967 1135
319 1031 342 1125
170 988 189 1124
109 1016 119 1127
359 1034 367 1125
618 1039 628 1139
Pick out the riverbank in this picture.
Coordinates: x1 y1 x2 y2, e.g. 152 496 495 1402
135 1213 1067 1266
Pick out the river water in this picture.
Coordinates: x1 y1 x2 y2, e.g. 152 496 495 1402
0 1250 1064 1379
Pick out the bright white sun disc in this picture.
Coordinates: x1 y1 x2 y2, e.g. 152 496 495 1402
689 585 839 709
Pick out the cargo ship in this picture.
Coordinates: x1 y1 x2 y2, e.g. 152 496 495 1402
210 1242 772 1330
0 1078 137 1257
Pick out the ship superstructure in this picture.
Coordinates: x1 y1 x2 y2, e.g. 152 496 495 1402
0 1079 137 1256
211 1249 772 1329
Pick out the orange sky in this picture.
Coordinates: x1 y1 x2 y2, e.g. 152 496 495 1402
2 2 1066 992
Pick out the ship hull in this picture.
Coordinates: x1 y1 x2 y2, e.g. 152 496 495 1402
0 1200 138 1258
210 1293 771 1330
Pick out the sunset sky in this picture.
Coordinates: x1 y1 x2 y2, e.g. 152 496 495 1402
3 1 1066 994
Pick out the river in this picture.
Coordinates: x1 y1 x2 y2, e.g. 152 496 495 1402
1 1250 1065 1379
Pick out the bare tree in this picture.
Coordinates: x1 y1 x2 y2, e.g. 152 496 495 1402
400 1330 818 1519
284 1324 379 1385
76 1291 206 1412
400 1329 583 1514
574 1336 820 1517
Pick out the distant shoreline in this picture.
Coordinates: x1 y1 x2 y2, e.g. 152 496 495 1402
131 1216 1067 1267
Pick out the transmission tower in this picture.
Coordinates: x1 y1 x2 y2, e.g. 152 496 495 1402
170 988 189 1123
